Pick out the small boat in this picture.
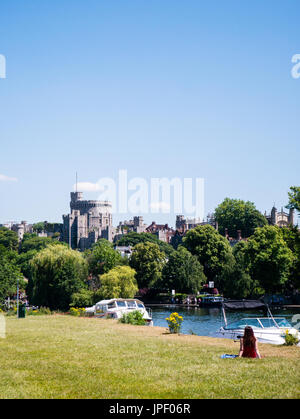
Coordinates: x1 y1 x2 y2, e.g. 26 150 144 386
215 299 299 345
86 298 153 326
199 295 224 307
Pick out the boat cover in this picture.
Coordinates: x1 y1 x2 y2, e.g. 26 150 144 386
222 300 266 310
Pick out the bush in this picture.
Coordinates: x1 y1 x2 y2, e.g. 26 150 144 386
69 307 86 317
166 312 183 334
27 306 52 316
284 330 299 346
119 310 146 326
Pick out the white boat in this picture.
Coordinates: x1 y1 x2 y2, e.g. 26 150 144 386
215 299 299 345
86 298 153 326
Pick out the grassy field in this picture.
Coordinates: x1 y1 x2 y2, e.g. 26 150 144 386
1 314 300 399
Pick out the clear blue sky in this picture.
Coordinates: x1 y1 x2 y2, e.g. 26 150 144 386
0 0 299 227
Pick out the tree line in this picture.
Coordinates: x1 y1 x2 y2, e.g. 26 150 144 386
0 187 299 311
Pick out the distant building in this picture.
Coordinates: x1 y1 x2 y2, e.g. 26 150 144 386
62 191 115 250
145 221 175 243
265 206 294 227
175 214 218 233
116 216 147 234
0 221 34 242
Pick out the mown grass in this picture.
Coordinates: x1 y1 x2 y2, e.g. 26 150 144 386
1 315 299 399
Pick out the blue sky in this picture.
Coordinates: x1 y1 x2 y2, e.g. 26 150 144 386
0 0 299 227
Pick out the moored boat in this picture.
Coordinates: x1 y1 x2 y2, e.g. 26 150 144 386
86 298 153 326
215 299 299 345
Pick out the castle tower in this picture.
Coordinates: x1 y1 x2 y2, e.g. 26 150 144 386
271 206 277 225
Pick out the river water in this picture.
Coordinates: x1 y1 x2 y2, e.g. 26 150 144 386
149 305 300 337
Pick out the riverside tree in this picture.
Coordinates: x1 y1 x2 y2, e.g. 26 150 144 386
214 198 267 238
99 266 138 299
243 225 295 294
29 244 88 310
85 239 122 278
182 224 235 290
160 246 206 293
129 241 166 289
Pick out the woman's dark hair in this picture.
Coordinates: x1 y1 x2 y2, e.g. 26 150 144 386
243 326 256 347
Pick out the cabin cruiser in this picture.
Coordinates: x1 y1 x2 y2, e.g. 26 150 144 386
199 295 224 307
215 300 299 345
86 298 153 326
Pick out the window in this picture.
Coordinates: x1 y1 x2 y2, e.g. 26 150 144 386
117 301 126 308
126 301 137 308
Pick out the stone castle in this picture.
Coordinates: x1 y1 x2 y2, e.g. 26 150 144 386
62 191 114 250
265 206 294 227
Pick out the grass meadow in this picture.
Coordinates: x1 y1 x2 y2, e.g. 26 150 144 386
1 315 299 399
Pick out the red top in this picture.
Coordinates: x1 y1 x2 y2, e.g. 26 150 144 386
242 340 257 358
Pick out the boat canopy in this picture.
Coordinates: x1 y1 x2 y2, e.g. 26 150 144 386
222 299 267 311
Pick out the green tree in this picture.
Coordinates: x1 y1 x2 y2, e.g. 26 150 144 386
280 226 300 290
286 186 300 213
160 246 206 293
222 241 261 298
70 289 94 308
116 232 174 256
214 198 267 238
129 242 166 289
19 235 63 254
86 239 122 278
32 222 46 233
0 227 19 251
99 266 138 299
29 245 88 310
243 226 295 293
182 225 235 289
0 253 24 304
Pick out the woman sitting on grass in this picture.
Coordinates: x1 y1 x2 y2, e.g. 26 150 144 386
239 326 261 359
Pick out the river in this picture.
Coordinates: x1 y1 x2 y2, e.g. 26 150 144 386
149 305 300 337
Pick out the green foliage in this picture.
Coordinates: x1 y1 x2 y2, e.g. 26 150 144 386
70 289 94 308
29 245 88 310
86 239 122 278
99 266 138 299
283 330 299 346
32 222 46 233
286 186 300 213
119 310 146 325
0 253 24 303
19 235 64 254
116 232 174 256
182 225 235 287
222 241 261 298
161 246 206 293
243 226 295 293
166 312 183 334
129 242 166 289
0 227 19 251
214 198 267 238
69 307 86 317
279 226 300 290
27 307 52 316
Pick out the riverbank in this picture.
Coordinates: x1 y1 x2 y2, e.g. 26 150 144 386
1 315 299 399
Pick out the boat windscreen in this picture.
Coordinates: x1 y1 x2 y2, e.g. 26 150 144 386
225 318 263 330
126 301 137 308
274 318 292 328
116 301 126 308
